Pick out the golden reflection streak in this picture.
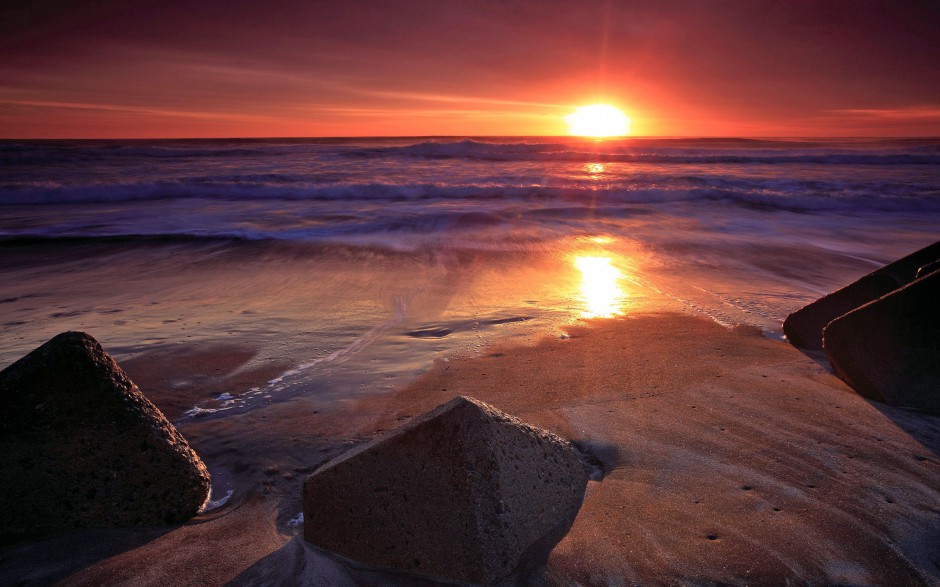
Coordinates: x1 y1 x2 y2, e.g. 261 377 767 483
574 255 625 318
585 163 606 174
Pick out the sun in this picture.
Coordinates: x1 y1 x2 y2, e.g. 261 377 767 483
565 104 631 137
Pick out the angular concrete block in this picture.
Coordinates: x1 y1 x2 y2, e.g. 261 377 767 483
824 269 940 411
784 240 940 350
917 259 940 279
303 396 588 585
0 332 211 535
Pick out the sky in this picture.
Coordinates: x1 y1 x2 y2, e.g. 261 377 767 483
1 0 938 138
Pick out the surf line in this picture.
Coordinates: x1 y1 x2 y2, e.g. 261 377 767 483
268 293 411 387
268 249 456 387
179 288 423 421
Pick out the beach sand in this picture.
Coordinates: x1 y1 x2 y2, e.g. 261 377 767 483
356 314 940 585
2 310 938 585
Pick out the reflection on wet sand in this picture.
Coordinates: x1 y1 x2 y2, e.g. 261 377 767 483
574 255 625 318
0 237 651 423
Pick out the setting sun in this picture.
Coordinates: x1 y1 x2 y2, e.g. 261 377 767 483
565 104 631 137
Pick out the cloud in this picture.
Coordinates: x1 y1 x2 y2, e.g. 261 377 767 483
830 107 940 120
2 1 939 137
351 89 566 111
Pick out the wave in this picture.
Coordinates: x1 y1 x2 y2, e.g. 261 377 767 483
2 180 938 215
345 139 940 165
0 181 474 204
0 233 252 246
0 142 320 165
6 137 939 166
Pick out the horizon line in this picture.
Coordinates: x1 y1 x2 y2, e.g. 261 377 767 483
3 134 939 141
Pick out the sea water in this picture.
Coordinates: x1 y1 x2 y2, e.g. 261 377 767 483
1 137 938 417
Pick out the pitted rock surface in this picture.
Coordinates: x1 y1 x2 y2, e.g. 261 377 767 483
0 332 210 535
303 396 588 586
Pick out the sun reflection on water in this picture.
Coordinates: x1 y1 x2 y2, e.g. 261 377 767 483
574 255 625 318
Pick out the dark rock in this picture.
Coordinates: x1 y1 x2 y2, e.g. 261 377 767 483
824 269 940 411
0 332 210 536
783 240 940 350
303 396 588 586
784 273 901 350
916 259 940 279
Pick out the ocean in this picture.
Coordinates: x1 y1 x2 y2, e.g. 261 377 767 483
1 136 938 419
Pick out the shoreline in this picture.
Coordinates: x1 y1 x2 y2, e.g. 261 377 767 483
2 312 938 585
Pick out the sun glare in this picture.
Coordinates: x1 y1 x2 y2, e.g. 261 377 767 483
574 255 625 318
565 104 631 137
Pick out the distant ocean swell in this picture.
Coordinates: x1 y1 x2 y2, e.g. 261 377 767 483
1 137 938 246
3 139 939 165
1 182 937 214
346 140 940 165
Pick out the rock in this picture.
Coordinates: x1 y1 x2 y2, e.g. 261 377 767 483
916 259 940 279
783 240 940 350
784 273 901 350
303 396 588 585
823 269 940 411
0 332 210 536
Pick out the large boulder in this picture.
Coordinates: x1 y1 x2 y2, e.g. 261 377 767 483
823 269 940 411
783 240 940 350
303 396 588 585
0 332 211 536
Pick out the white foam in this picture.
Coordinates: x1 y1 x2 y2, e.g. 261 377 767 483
268 293 411 386
199 489 234 513
183 403 235 418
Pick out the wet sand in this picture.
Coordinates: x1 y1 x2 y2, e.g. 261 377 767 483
3 312 938 585
119 343 292 421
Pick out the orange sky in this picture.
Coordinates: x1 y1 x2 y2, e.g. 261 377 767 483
1 1 938 138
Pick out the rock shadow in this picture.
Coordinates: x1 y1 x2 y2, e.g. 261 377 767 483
226 533 564 587
0 526 171 585
869 401 940 459
789 345 835 373
570 439 621 481
788 343 940 458
793 346 940 457
785 345 939 458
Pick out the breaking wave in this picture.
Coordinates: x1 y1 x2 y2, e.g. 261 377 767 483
345 138 940 165
2 136 938 245
1 181 937 214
